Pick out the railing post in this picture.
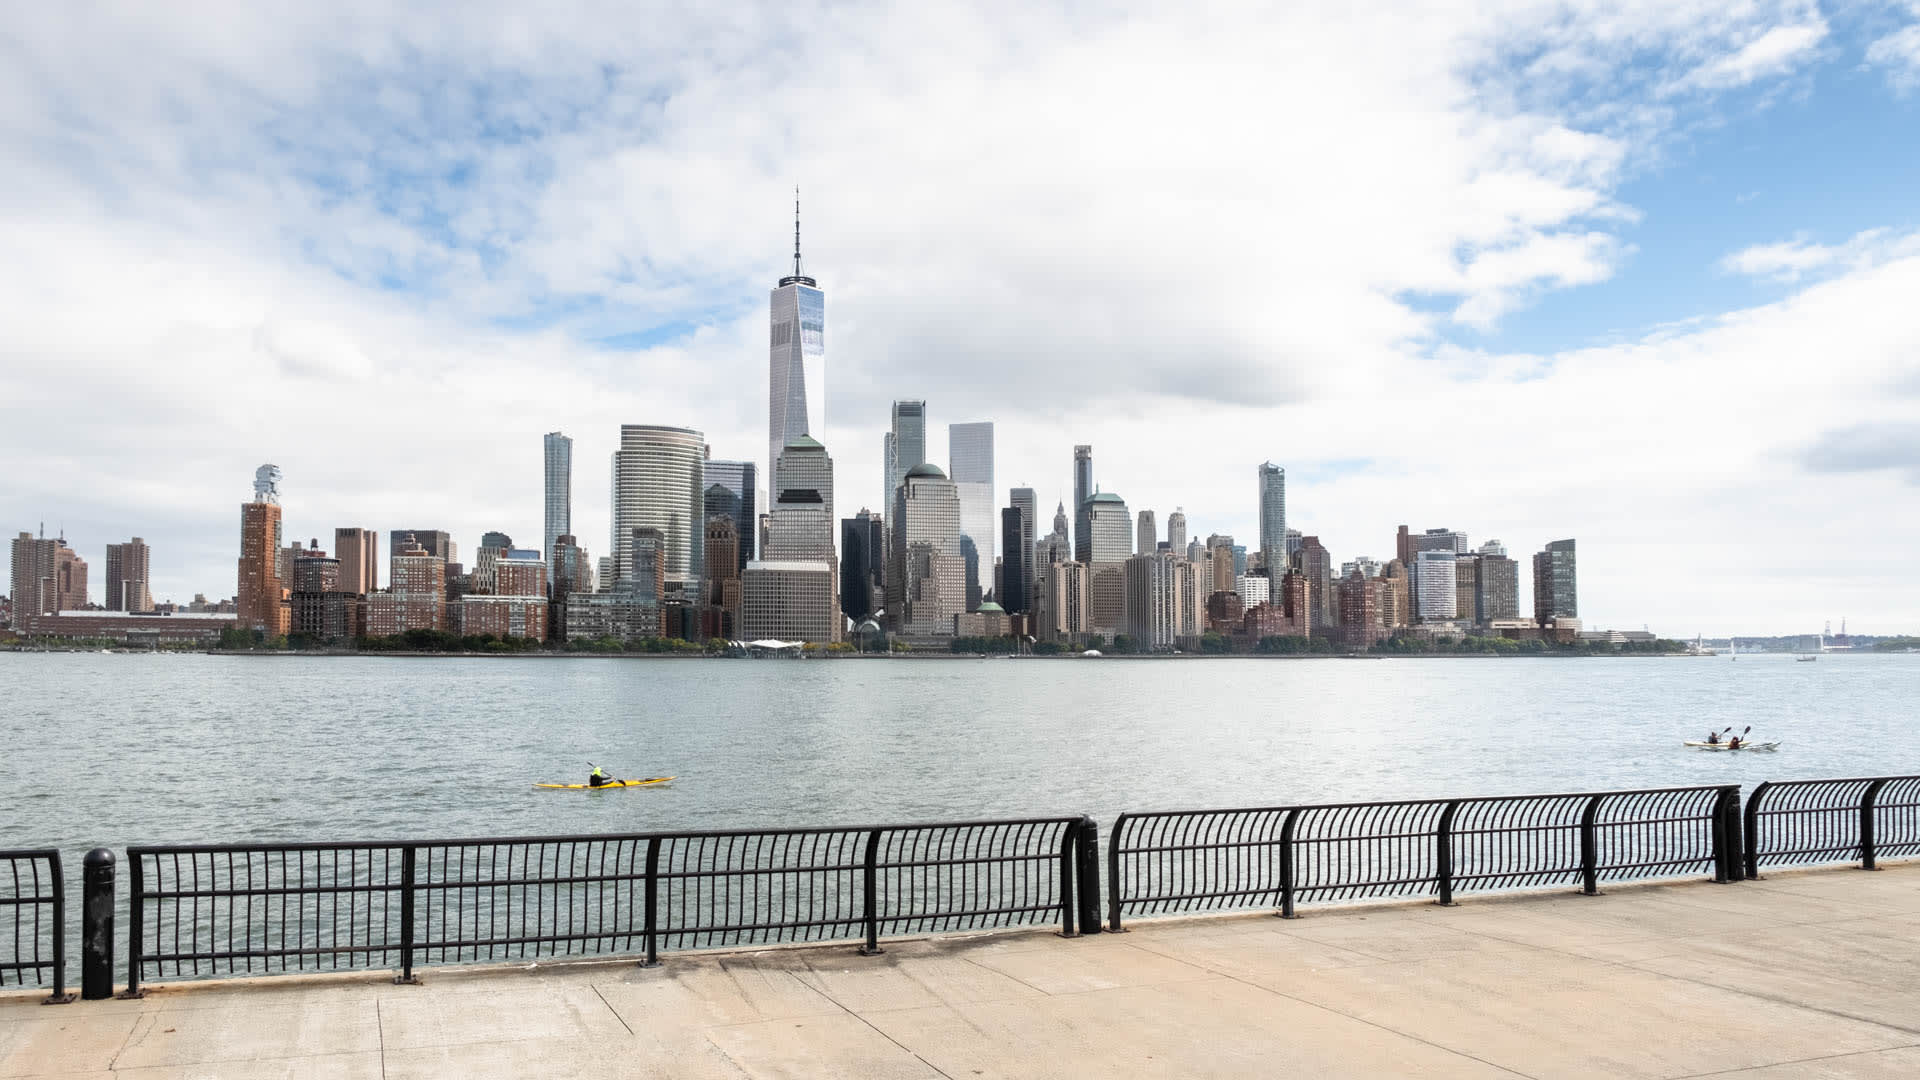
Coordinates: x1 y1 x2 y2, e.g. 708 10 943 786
43 855 74 1004
1722 786 1744 883
1074 817 1100 938
1435 801 1460 906
394 846 420 984
80 849 114 1001
1106 815 1128 933
1743 782 1769 881
640 836 661 968
1579 795 1603 895
858 829 884 956
1056 824 1079 938
1709 787 1739 884
1278 808 1299 919
120 851 143 998
1861 779 1890 871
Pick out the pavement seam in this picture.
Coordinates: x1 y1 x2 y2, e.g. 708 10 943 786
376 997 387 1080
1189 963 1541 1079
1663 1040 1920 1078
592 983 635 1037
1108 933 1538 1079
789 961 959 1079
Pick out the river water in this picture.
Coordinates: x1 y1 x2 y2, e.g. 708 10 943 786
3 651 1914 860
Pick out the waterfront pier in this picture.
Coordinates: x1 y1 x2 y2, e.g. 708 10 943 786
4 864 1918 1078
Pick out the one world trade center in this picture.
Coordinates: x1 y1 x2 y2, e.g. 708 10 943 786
769 192 825 479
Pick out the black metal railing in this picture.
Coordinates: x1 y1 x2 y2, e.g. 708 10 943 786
126 817 1091 991
1 849 69 1002
1744 776 1920 877
1107 785 1738 930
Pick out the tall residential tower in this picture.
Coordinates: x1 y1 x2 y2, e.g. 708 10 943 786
544 432 572 578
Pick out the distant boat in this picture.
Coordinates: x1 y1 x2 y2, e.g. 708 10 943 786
1797 655 1818 663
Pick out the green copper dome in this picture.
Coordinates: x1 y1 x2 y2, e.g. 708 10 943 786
905 463 947 479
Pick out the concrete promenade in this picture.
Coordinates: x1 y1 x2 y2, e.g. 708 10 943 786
5 864 1919 1079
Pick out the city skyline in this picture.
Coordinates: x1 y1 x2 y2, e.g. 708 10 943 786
5 5 1920 636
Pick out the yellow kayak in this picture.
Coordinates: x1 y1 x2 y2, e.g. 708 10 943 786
533 776 675 790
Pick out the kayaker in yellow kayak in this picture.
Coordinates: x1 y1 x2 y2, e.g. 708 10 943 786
588 764 613 788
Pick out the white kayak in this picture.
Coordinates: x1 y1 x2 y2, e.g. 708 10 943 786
1684 740 1780 751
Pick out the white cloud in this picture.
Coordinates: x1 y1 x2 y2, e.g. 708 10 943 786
1664 20 1828 92
1719 228 1920 282
1867 21 1920 93
0 0 1911 635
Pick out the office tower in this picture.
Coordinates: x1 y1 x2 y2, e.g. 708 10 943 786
1418 528 1469 554
1340 570 1388 648
1454 554 1479 625
774 436 834 525
1533 539 1578 623
1207 535 1236 596
887 402 926 516
888 463 963 636
1086 493 1132 564
769 195 825 477
740 560 839 644
704 460 758 568
549 535 590 640
1238 573 1271 607
237 465 287 634
882 433 896 522
1073 445 1094 562
610 424 706 592
1297 535 1334 630
1397 526 1414 574
1414 550 1458 621
1258 463 1286 573
544 432 572 580
479 531 513 552
1008 487 1037 610
1166 510 1187 557
949 422 995 610
104 538 152 612
1084 491 1131 634
334 528 377 595
840 510 883 622
765 491 836 561
388 530 454 565
1477 548 1520 622
1136 510 1156 555
999 506 1027 614
703 518 742 637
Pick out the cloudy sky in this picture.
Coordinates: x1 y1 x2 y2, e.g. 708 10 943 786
3 1 1917 635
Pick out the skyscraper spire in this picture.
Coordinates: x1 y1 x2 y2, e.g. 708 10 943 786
793 186 803 279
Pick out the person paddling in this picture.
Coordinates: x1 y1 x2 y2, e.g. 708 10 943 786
588 764 614 788
1705 730 1721 745
1727 734 1742 750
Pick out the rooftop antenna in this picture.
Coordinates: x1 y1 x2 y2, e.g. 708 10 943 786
793 186 803 279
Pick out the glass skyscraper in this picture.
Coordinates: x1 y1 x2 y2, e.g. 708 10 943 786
949 421 994 609
543 432 571 577
1258 462 1285 573
887 401 927 518
769 198 825 482
704 460 757 570
610 425 706 591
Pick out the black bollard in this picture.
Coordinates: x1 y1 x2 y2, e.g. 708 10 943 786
1074 818 1102 936
81 848 115 1001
